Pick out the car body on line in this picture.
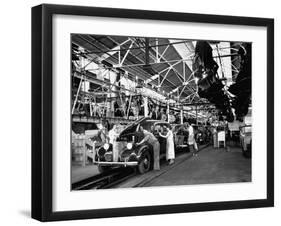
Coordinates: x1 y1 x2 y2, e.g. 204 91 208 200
193 125 211 145
171 124 189 151
94 117 171 174
239 125 252 158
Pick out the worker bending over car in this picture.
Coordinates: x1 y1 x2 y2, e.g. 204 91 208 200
136 126 160 170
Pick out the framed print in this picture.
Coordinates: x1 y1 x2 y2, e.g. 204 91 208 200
31 4 274 221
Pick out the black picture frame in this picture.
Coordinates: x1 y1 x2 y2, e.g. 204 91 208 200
32 4 274 222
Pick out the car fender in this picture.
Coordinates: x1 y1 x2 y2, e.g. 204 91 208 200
136 144 153 160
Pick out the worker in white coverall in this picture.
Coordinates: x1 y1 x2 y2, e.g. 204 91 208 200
108 125 119 161
159 125 175 165
186 122 198 156
136 126 160 170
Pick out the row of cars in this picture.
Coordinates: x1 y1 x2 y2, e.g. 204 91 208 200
73 117 251 175
93 117 211 174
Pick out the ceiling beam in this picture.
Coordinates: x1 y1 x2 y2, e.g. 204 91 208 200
109 37 183 93
149 44 196 97
99 38 131 62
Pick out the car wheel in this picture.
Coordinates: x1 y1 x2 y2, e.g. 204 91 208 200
98 165 111 174
138 151 151 174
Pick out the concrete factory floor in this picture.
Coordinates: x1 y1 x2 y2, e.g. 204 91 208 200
71 144 251 188
71 164 99 184
142 145 251 187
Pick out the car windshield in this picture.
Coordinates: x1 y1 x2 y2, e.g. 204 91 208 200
173 125 181 131
118 117 147 137
72 122 98 134
119 124 138 137
140 120 156 131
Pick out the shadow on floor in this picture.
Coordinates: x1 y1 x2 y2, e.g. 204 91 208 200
19 210 30 218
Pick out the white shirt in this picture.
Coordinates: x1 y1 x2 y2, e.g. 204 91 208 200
108 129 118 144
188 126 195 145
188 126 194 136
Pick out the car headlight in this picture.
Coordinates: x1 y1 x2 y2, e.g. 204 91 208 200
103 143 110 150
126 143 133 150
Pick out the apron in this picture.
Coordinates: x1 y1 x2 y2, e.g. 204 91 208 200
166 131 175 160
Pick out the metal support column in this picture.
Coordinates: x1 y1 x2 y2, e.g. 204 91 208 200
156 38 159 63
127 94 133 119
145 38 150 65
180 107 183 124
167 101 170 123
144 96 148 117
196 104 198 125
72 74 83 114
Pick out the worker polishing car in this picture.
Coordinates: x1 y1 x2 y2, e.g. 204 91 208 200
136 126 160 171
94 117 171 174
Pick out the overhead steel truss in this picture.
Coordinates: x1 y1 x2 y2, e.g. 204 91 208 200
107 36 197 99
73 35 193 101
71 35 242 121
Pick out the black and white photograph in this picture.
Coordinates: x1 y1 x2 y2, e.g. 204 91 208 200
30 2 274 222
71 34 252 190
0 0 278 224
